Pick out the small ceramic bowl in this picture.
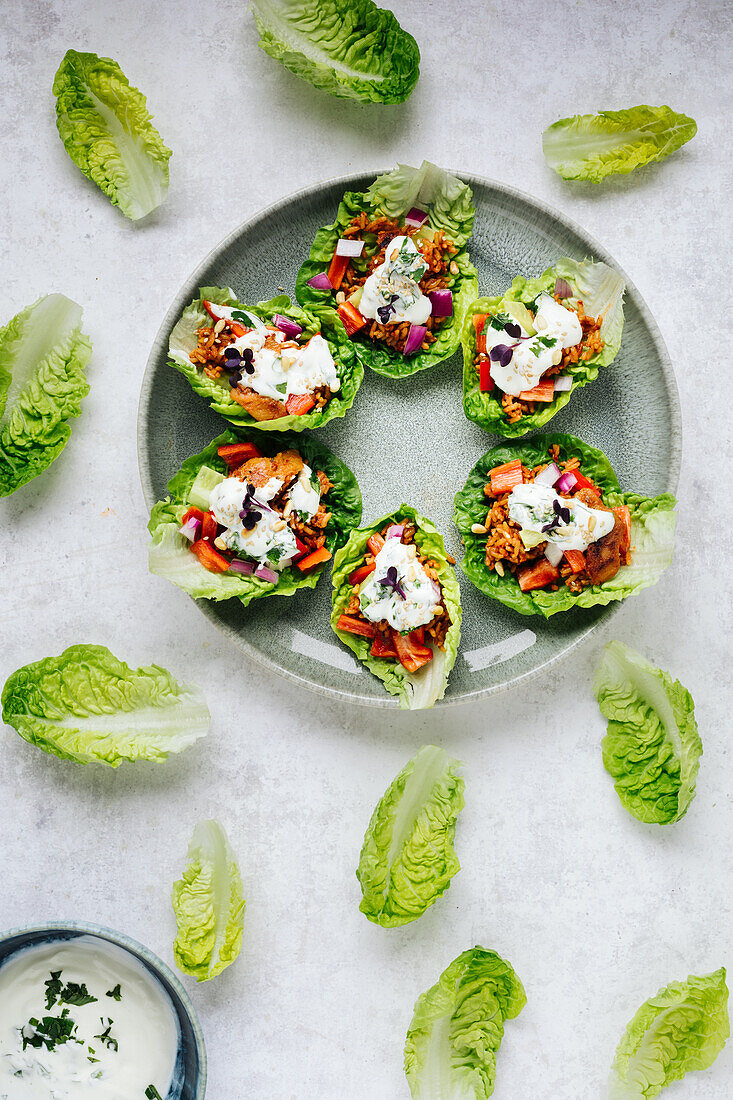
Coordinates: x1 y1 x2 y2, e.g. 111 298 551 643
0 921 206 1099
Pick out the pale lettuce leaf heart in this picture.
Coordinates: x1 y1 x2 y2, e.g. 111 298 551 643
366 161 476 248
404 946 527 1099
0 294 91 497
331 505 462 709
595 641 701 824
357 745 464 927
609 968 729 1098
543 104 697 183
251 0 420 104
1 644 209 767
172 819 246 982
53 49 171 220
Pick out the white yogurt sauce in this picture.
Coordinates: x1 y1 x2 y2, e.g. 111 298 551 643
508 483 615 552
208 466 322 570
0 937 179 1100
359 236 432 326
359 538 441 633
205 303 340 401
488 293 583 396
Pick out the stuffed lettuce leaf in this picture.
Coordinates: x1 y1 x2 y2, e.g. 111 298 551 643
1 644 209 766
404 946 526 1098
296 161 478 378
595 641 701 824
168 287 362 432
148 427 361 607
453 434 676 618
251 0 420 104
0 294 91 497
463 258 625 437
357 745 464 927
609 968 729 1098
172 819 245 982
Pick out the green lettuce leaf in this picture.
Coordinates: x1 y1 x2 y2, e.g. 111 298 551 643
331 505 461 709
357 745 464 927
148 427 362 607
609 968 729 1098
168 287 362 432
453 433 676 618
404 946 527 1098
251 0 419 104
172 819 245 983
595 641 701 825
0 294 91 497
296 161 478 378
53 49 171 220
1 644 209 767
543 105 697 184
462 258 625 437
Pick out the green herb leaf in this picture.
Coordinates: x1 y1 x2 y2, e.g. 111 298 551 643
275 382 288 395
145 1086 164 1099
106 984 122 1001
60 981 98 1007
93 1019 118 1052
44 972 63 1010
489 312 512 331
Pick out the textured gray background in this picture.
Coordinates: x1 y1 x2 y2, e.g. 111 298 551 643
1 0 732 1097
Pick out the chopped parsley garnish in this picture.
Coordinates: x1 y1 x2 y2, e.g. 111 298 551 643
275 382 288 395
106 984 122 1001
489 311 512 330
22 1009 76 1052
44 971 63 1009
44 971 97 1009
94 1018 119 1052
230 310 250 324
530 336 558 357
309 472 321 495
145 1087 164 1099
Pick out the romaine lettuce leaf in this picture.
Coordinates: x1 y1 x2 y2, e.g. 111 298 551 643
0 294 91 497
296 162 478 378
331 506 461 708
1 644 209 767
251 0 420 104
462 258 625 437
543 105 697 184
148 427 362 606
53 49 171 220
595 641 701 825
172 819 245 983
168 287 362 431
453 433 676 618
404 946 526 1098
357 745 464 927
609 968 729 1098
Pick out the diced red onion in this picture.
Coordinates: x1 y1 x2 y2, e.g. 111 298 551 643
255 564 278 583
534 461 561 487
335 238 364 258
428 289 453 318
179 517 201 541
556 470 578 494
544 542 563 567
553 374 573 392
386 524 404 539
405 207 428 227
306 272 332 290
272 314 302 339
554 277 573 299
404 324 427 356
229 558 255 574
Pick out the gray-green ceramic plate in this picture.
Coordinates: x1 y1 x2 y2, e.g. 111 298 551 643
138 172 680 708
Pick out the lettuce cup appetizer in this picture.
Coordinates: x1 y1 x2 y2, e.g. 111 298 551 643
148 429 362 607
331 507 461 709
453 434 676 618
463 258 625 436
168 288 362 431
296 161 478 378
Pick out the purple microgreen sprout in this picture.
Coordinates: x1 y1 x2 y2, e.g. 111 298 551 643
379 565 406 600
504 322 522 339
489 343 515 369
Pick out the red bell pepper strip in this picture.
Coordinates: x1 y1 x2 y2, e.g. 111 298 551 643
349 563 376 586
517 559 559 592
285 393 316 416
367 534 385 555
479 359 494 392
370 635 398 659
202 300 246 337
293 535 310 561
181 506 204 528
327 252 350 290
490 459 524 495
190 539 230 573
200 511 218 541
295 547 332 572
519 379 555 402
391 629 433 673
338 301 367 336
572 470 598 492
337 614 376 639
563 549 586 574
217 442 262 467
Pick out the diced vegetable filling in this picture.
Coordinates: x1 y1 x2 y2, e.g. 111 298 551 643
473 291 603 423
181 444 334 577
189 302 340 422
336 520 451 671
473 446 632 593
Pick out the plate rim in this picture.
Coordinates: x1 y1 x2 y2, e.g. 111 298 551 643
137 169 682 709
